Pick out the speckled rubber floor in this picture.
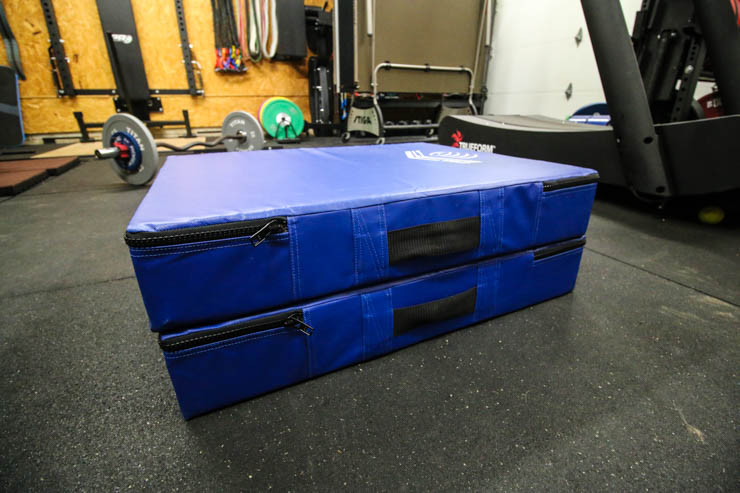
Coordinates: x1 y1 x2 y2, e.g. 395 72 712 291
1 141 738 491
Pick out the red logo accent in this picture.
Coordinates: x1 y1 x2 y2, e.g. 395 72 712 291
451 130 463 148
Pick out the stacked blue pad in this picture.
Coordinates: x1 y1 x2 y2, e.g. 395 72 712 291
126 143 598 418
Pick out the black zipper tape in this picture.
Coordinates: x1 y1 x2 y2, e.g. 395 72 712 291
533 237 586 260
542 173 599 192
125 217 288 248
159 310 313 352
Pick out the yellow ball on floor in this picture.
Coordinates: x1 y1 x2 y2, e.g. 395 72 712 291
698 206 725 225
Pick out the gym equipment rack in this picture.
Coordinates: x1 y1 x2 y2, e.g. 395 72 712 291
40 0 204 141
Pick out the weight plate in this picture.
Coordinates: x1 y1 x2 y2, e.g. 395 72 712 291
102 113 159 185
221 111 265 151
259 97 305 139
259 96 282 123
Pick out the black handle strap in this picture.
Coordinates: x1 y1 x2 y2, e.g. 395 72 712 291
387 216 480 265
393 287 477 336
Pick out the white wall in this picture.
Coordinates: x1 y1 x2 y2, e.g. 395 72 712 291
483 0 644 117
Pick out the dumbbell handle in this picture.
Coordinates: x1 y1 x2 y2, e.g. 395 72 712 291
95 147 121 159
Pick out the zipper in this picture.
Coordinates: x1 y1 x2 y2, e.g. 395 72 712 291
542 173 599 192
159 310 314 352
125 217 288 248
533 237 586 260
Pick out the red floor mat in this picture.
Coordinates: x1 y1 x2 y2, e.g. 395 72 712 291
0 156 79 175
0 157 80 195
0 169 48 195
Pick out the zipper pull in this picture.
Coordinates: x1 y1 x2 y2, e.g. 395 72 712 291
250 218 288 247
285 313 314 336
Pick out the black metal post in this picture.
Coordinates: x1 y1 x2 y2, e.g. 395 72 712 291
694 0 740 115
74 112 92 142
174 0 201 96
581 0 673 197
182 110 193 137
41 0 76 96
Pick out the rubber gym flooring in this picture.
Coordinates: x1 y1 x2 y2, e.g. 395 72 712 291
1 139 738 491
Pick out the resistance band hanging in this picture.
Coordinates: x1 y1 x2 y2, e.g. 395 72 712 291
247 0 262 62
242 0 277 62
211 0 246 72
259 0 278 59
236 0 246 60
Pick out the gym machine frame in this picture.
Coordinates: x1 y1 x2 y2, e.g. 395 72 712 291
336 0 491 142
305 4 339 137
439 0 740 199
370 63 477 137
582 0 739 197
40 0 204 141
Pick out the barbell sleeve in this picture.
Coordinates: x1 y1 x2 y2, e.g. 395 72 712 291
95 147 122 159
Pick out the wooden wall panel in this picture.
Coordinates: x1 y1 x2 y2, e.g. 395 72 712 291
0 0 331 135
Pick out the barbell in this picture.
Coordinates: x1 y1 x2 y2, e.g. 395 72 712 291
95 111 265 185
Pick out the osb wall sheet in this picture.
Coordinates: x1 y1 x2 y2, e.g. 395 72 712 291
0 0 331 134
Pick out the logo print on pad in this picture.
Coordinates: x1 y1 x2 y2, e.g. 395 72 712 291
404 150 481 164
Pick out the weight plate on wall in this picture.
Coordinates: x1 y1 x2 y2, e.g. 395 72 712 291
221 111 265 151
102 113 159 185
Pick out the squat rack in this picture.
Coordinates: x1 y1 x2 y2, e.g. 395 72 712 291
40 0 204 141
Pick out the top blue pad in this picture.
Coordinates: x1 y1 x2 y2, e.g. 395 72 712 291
127 142 597 331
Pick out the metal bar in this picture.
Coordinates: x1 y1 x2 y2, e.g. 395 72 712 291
369 0 376 91
73 112 89 141
75 89 117 95
669 35 705 122
352 0 359 89
365 0 373 36
145 120 190 127
485 0 492 46
469 0 490 114
640 32 670 102
73 112 104 141
383 123 438 130
40 0 75 96
693 0 740 115
174 0 200 96
371 63 475 99
149 89 195 95
182 109 193 137
333 0 341 89
480 0 497 112
581 0 673 197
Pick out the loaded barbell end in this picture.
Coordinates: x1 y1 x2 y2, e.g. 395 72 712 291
95 147 122 159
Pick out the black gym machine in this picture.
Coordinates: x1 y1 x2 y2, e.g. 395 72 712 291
439 0 740 200
305 3 336 137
